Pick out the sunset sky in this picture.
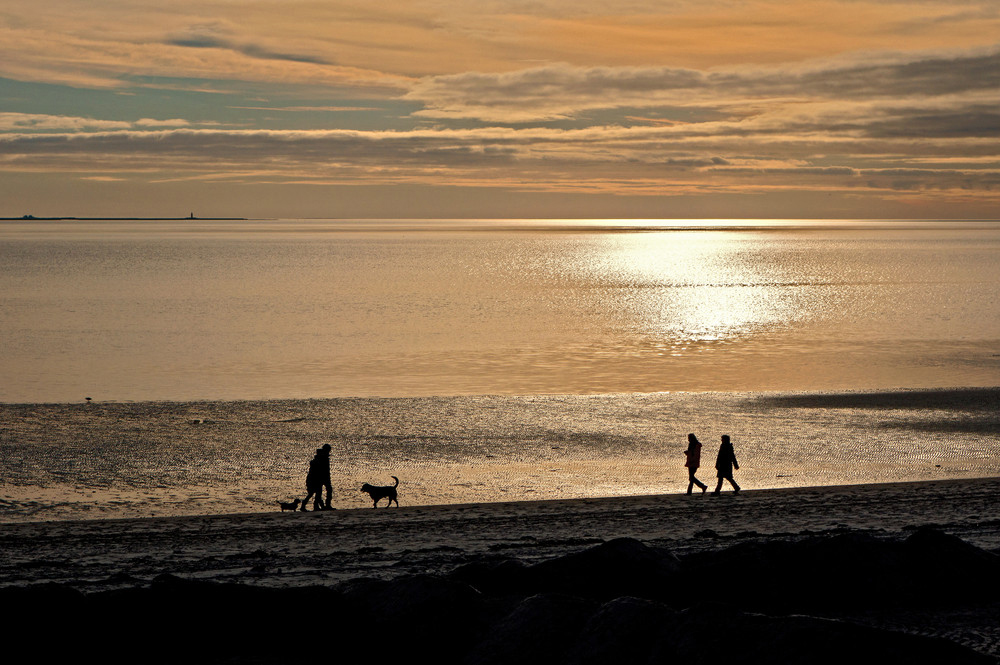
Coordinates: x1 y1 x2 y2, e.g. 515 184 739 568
2 0 999 218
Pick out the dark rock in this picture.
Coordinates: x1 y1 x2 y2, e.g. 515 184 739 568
566 596 677 665
652 603 994 665
0 581 86 610
905 527 999 571
92 575 347 663
682 529 1000 612
2 584 90 661
340 574 486 660
465 593 598 665
450 556 531 596
526 537 681 601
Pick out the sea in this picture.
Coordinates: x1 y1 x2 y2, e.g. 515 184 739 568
1 218 998 521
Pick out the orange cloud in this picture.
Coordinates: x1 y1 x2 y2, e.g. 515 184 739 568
4 0 999 89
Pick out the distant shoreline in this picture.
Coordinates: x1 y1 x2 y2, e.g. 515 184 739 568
3 217 999 227
1 216 247 221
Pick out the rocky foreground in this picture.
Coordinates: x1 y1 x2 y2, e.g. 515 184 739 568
5 526 998 664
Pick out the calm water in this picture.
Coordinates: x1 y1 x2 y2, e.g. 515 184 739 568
2 219 999 521
1 219 999 401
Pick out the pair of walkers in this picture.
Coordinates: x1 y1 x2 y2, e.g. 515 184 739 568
302 443 334 511
684 433 740 495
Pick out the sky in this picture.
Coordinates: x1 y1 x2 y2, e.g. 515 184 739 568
1 0 999 219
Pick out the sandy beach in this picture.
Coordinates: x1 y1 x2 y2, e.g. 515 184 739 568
3 388 999 523
1 388 998 663
3 477 998 662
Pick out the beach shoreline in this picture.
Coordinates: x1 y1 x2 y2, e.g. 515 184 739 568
2 476 998 663
3 387 999 523
3 388 997 662
3 476 998 589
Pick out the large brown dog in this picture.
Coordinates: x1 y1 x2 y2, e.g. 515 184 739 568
361 476 399 508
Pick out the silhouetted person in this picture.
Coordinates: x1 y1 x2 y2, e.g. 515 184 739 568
317 443 333 509
713 434 741 494
301 445 332 511
301 448 322 511
684 433 708 494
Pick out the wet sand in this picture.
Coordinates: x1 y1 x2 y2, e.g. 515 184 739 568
3 387 999 522
2 476 998 590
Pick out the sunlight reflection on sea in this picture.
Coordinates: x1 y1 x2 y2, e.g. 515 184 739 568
1 219 997 401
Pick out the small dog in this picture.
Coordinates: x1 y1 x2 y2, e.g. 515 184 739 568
361 476 399 508
278 498 301 512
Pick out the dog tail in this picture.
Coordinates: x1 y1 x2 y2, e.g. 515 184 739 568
392 475 399 487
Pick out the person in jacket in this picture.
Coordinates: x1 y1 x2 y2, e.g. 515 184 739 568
684 433 708 494
316 443 333 509
301 444 333 510
713 434 741 494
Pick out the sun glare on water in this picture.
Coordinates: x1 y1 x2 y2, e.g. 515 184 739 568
580 230 801 352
